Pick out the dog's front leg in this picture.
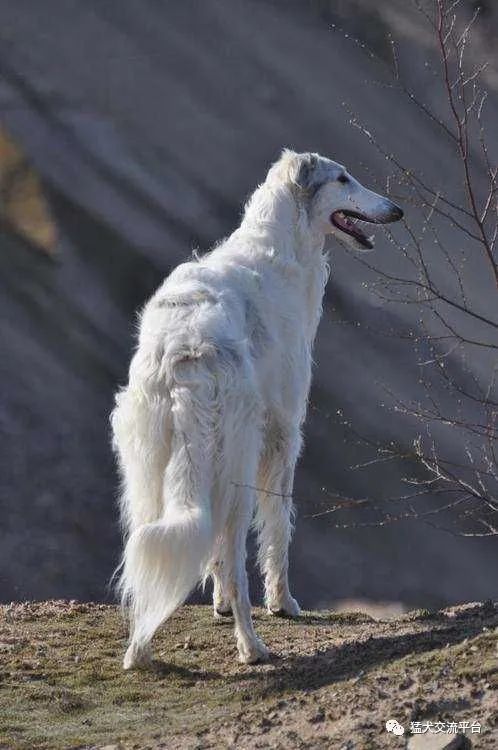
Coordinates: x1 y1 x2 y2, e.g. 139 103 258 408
211 550 233 619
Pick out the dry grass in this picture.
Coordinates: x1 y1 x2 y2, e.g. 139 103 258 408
0 600 497 749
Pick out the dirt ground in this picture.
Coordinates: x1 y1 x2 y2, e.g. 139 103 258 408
0 601 497 749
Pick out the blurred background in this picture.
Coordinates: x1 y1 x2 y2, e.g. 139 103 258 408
1 0 497 611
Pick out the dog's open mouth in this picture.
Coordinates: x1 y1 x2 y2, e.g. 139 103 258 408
330 210 376 250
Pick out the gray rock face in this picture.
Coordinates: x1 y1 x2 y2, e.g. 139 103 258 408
0 0 497 605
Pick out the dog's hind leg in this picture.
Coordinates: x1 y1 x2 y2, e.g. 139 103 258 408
224 487 269 664
255 422 301 617
220 391 268 663
111 381 173 668
119 355 218 669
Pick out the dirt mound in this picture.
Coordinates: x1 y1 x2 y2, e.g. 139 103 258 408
0 601 497 749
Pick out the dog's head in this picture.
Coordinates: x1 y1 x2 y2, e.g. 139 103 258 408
270 149 403 251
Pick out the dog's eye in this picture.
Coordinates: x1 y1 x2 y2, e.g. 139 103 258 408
337 173 349 184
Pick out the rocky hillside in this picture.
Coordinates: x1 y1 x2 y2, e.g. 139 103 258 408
1 0 498 608
0 601 497 749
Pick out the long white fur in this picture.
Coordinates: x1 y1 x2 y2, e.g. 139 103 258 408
111 149 401 667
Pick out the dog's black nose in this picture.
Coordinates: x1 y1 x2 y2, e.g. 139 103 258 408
391 203 404 221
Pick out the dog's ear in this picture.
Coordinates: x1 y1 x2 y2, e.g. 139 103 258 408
295 153 318 192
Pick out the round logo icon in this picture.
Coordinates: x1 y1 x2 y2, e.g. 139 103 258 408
385 719 405 736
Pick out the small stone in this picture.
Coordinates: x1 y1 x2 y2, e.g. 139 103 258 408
408 731 470 749
400 676 414 690
309 707 325 723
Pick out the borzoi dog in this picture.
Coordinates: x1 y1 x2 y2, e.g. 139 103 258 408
111 149 403 668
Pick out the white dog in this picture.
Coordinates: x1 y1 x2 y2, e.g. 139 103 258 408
111 149 402 668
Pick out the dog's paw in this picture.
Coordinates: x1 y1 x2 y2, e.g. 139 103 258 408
268 595 301 618
214 606 233 620
123 642 152 670
238 637 270 665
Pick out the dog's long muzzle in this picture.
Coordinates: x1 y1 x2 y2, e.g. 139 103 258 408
378 200 403 223
331 198 403 250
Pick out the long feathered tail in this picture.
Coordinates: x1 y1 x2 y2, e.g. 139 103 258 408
111 355 218 668
121 500 212 660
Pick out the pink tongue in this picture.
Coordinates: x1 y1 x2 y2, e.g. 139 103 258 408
337 213 351 229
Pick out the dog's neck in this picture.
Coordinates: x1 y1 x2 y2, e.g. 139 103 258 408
238 180 325 266
233 179 329 342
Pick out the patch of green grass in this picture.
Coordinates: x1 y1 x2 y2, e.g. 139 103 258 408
0 604 255 749
298 610 375 625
